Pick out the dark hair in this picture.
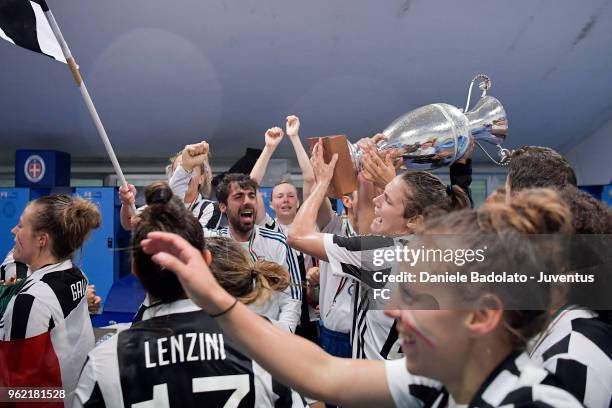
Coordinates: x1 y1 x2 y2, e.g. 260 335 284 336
400 171 470 219
507 146 577 192
30 195 101 260
559 186 612 234
216 173 259 204
558 186 612 323
415 188 572 349
132 182 204 302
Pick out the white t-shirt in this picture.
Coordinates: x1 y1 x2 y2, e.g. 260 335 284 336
318 213 355 333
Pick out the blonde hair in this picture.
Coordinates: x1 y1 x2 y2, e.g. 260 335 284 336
165 149 213 198
205 237 290 305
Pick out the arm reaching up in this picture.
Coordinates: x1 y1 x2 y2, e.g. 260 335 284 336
119 183 138 231
285 115 315 197
288 140 338 261
360 142 396 191
251 127 284 224
285 115 334 229
169 141 210 203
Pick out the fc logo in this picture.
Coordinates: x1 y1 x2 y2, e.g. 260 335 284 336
24 155 46 183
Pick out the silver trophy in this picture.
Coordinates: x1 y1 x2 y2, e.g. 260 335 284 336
350 74 511 170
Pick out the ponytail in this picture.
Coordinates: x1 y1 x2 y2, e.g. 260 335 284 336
245 260 290 305
205 237 290 305
31 195 101 260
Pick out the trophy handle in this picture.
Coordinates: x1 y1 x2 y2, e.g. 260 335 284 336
475 140 512 166
464 74 491 112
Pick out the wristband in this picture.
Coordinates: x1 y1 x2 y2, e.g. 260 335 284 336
210 298 238 318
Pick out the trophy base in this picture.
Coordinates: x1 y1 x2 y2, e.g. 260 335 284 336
307 135 358 198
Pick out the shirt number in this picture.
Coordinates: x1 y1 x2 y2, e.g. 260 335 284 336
132 374 250 408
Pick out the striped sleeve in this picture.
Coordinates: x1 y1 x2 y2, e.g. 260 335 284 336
168 164 192 201
537 319 612 407
73 359 106 408
384 358 444 407
7 293 53 340
194 200 223 230
259 229 302 300
322 234 395 288
74 334 123 407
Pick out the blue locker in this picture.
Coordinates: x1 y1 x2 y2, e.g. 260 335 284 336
603 185 612 207
259 187 275 218
74 188 116 308
0 188 30 258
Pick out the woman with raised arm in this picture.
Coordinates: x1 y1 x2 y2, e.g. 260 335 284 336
0 194 101 405
74 182 306 408
141 189 583 408
288 140 470 360
249 116 320 341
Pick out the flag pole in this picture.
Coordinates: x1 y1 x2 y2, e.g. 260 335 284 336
42 6 137 214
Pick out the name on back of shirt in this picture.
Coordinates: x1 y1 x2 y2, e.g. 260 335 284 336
70 279 88 301
144 332 227 368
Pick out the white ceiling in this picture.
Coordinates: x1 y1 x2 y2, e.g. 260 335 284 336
1 0 611 167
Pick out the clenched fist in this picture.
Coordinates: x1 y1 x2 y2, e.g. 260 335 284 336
181 141 209 172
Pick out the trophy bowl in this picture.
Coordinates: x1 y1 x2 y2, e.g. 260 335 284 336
349 74 510 171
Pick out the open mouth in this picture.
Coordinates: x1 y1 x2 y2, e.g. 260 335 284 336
240 208 254 222
373 217 383 225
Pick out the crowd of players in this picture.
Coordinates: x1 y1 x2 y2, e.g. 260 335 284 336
0 115 611 407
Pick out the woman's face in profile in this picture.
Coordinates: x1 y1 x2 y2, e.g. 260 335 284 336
11 204 40 266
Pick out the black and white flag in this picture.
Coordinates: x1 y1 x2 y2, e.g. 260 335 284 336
0 0 65 62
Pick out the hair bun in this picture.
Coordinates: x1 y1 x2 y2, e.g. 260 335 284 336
144 181 174 205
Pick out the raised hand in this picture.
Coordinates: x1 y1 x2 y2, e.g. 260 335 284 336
360 142 396 190
265 127 284 149
356 133 387 151
119 183 137 206
310 139 338 186
181 141 210 172
286 115 300 139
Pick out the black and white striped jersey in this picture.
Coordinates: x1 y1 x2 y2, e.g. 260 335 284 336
323 233 406 360
385 352 584 408
74 299 307 408
529 305 612 408
0 248 28 282
318 214 356 334
0 260 94 405
209 225 302 332
156 163 224 230
189 195 223 230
